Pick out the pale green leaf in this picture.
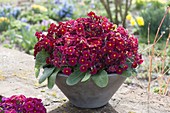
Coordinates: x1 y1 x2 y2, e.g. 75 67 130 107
48 68 60 89
66 69 85 86
35 49 49 78
92 70 108 88
39 67 55 84
121 70 132 77
35 67 40 78
81 71 91 82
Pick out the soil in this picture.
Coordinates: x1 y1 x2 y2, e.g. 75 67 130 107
0 46 170 113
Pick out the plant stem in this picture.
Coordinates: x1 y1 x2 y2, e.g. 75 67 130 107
114 0 119 24
123 0 132 27
163 74 170 95
118 0 123 22
147 7 170 92
161 33 170 74
100 0 113 22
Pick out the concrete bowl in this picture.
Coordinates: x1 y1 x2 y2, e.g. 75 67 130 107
56 74 126 108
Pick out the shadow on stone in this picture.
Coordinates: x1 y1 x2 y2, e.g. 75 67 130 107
49 101 118 113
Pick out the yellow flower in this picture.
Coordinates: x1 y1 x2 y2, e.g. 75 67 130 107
136 17 144 26
130 18 136 26
39 6 47 12
0 17 10 23
126 14 132 21
31 4 47 12
31 4 38 9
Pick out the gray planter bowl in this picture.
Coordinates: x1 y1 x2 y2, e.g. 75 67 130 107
55 74 126 108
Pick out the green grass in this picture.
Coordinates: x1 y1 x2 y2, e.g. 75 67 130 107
0 0 48 4
0 0 19 3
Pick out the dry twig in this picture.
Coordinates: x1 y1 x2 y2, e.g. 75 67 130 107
147 6 170 92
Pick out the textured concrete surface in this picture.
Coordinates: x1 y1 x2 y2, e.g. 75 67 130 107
0 46 170 113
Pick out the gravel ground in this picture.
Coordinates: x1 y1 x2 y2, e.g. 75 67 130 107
0 46 170 113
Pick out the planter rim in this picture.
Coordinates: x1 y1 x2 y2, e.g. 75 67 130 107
58 73 127 78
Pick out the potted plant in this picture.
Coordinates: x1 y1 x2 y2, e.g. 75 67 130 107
34 11 143 108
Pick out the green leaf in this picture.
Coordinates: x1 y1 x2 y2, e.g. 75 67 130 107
81 71 91 82
39 67 55 84
35 49 49 78
0 95 3 103
66 69 85 86
121 70 132 77
92 70 108 88
35 67 40 78
48 68 60 89
121 64 135 77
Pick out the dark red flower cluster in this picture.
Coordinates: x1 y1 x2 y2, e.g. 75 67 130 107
0 95 46 113
34 11 143 75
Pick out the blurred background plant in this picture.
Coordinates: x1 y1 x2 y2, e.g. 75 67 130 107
0 17 10 32
100 0 132 27
31 4 47 13
57 3 73 20
134 0 170 43
126 13 145 34
0 4 21 19
139 7 170 43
